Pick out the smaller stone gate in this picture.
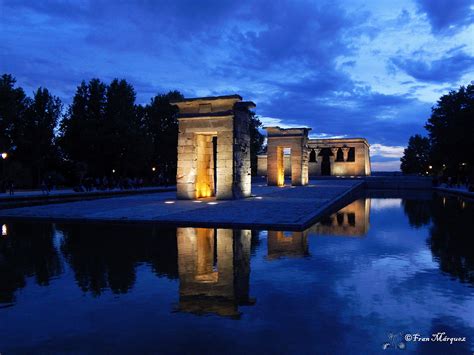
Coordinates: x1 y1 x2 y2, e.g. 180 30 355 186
265 127 311 186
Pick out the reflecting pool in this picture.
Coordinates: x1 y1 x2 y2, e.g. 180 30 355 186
1 192 473 353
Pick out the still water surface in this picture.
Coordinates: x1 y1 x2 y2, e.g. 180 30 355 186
1 192 473 354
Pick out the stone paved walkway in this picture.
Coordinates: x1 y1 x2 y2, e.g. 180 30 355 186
0 180 363 230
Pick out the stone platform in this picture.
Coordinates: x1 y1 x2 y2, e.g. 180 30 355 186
0 180 364 230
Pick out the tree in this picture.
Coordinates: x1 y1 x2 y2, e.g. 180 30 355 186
14 88 62 186
59 79 108 177
60 78 153 179
103 79 152 177
249 112 265 175
0 74 29 153
425 84 474 176
400 134 431 174
144 90 184 182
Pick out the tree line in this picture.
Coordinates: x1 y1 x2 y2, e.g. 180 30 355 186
0 74 265 189
400 84 474 185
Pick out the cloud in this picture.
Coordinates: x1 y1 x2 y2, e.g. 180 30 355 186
310 133 348 139
370 144 405 158
391 49 474 84
371 160 402 171
414 0 474 33
1 0 472 155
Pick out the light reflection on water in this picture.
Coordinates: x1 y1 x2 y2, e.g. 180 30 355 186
0 193 473 353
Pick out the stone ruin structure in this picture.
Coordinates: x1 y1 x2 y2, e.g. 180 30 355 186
258 137 371 178
308 138 371 176
177 227 254 317
172 95 255 200
265 127 311 186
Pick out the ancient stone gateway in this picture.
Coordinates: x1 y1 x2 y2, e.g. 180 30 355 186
257 137 371 177
265 127 311 186
172 95 255 200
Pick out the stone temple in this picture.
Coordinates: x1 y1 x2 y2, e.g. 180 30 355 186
172 95 255 200
265 127 311 186
258 136 371 178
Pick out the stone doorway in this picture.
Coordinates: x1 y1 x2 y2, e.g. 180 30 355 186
320 148 331 176
172 95 255 200
195 134 218 198
265 127 311 187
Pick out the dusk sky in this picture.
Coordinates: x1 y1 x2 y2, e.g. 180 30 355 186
1 0 473 170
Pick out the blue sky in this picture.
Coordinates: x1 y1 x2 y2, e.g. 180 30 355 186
1 0 473 170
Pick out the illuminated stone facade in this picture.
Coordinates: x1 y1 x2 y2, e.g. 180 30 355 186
177 227 253 317
173 95 255 200
265 127 311 186
258 138 371 177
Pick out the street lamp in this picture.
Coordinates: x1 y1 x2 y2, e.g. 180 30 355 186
152 167 156 172
1 152 7 160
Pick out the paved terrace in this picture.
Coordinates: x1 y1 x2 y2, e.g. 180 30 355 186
0 180 363 230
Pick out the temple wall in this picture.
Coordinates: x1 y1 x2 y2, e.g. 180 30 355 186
233 110 252 198
266 128 310 186
257 138 371 177
177 116 234 199
175 95 253 200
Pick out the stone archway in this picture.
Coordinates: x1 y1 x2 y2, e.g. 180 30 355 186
265 127 311 186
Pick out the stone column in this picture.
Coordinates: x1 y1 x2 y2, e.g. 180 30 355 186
330 147 338 162
176 129 197 199
314 148 321 162
290 144 303 186
267 144 284 186
342 146 350 162
216 130 234 199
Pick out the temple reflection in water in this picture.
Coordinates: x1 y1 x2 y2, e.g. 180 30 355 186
267 231 309 259
266 198 371 260
308 198 371 237
4 194 472 327
177 227 255 318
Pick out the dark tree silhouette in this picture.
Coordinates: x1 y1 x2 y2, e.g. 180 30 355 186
59 79 108 178
425 84 474 177
144 90 184 182
249 112 265 175
0 74 29 153
13 88 62 186
400 134 431 174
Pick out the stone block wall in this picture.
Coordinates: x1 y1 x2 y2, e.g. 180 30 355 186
258 138 371 177
266 127 311 186
174 95 254 200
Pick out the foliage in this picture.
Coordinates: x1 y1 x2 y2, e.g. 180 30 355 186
425 84 474 176
13 88 62 186
1 73 266 187
0 74 29 153
400 135 431 174
249 112 265 175
144 91 184 182
401 84 474 178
